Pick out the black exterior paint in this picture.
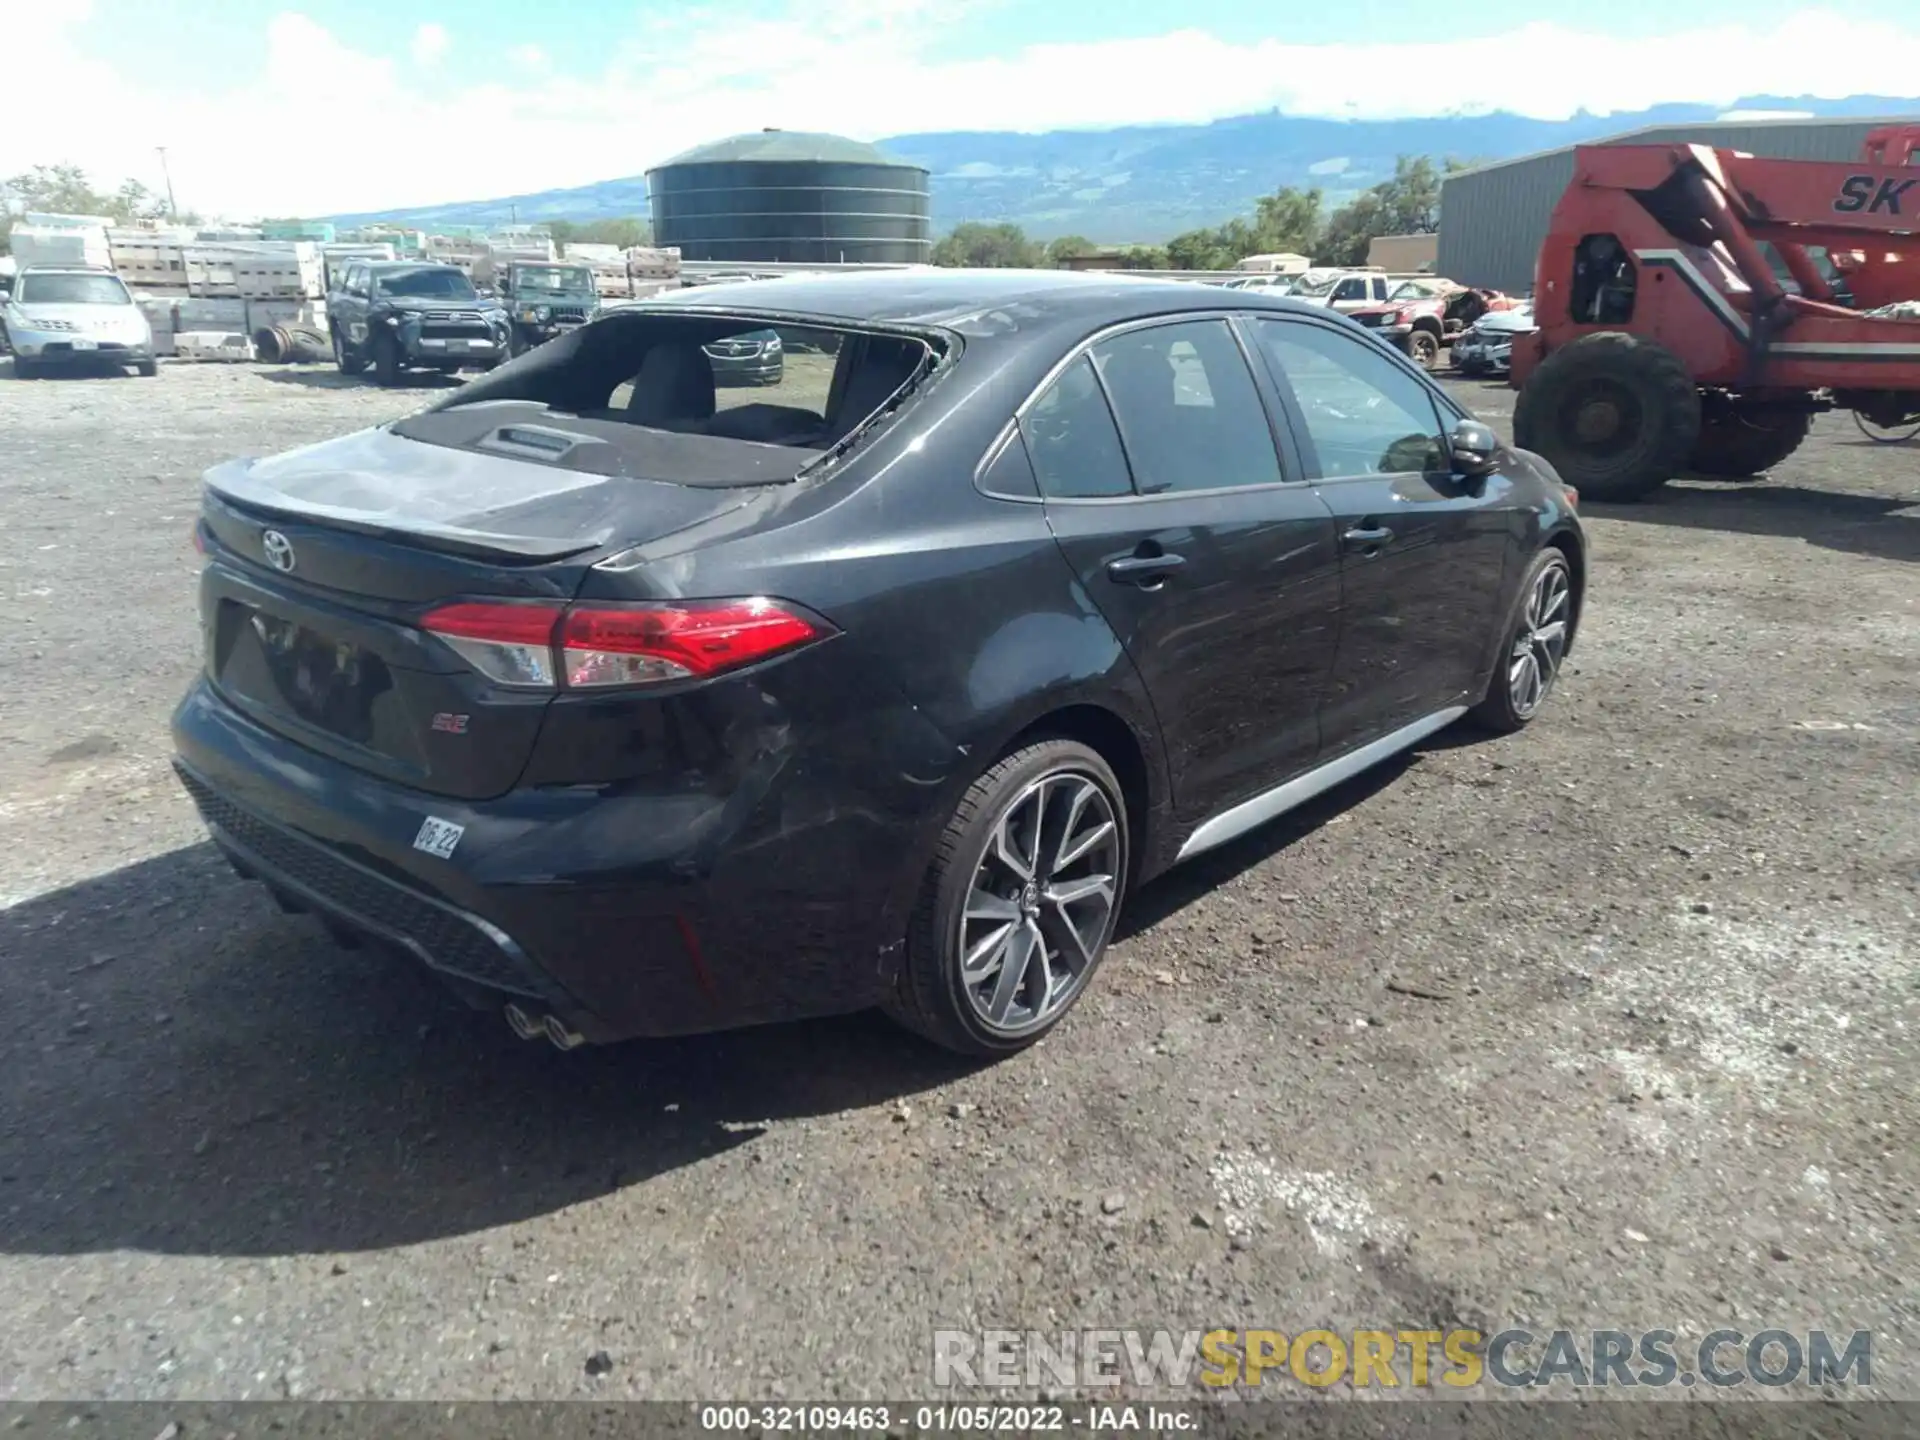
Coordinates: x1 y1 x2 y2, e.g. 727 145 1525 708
326 261 509 372
173 271 1583 1042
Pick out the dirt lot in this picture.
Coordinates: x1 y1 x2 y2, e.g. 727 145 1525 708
1 357 1915 1404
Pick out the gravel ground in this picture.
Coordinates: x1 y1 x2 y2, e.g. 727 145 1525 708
1 357 1915 1404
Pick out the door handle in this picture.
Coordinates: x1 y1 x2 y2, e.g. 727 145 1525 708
1342 524 1394 550
1105 552 1186 586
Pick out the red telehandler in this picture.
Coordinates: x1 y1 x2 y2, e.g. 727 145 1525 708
1510 124 1920 500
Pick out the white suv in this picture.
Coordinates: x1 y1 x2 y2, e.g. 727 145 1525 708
4 265 156 378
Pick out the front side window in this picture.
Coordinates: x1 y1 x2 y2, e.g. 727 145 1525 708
374 267 478 300
16 273 130 306
1334 278 1368 302
1089 319 1284 494
1251 319 1447 479
1020 354 1132 499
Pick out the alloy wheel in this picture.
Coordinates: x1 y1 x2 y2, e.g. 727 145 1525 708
958 771 1122 1036
1509 560 1571 718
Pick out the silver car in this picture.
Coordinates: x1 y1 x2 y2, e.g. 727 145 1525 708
1452 306 1537 377
4 265 156 378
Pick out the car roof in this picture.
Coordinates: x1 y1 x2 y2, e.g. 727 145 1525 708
363 260 463 270
19 263 118 274
642 267 1332 333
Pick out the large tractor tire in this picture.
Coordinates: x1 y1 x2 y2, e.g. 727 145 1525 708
1514 332 1700 502
1688 408 1811 478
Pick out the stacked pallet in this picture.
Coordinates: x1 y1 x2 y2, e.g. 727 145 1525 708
8 225 114 269
562 244 683 298
106 234 328 300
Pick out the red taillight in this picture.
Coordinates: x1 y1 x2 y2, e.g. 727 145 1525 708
191 522 207 554
1563 484 1580 510
422 601 564 688
419 598 823 691
561 600 821 688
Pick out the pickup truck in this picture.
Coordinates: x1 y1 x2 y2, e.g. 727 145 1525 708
327 260 510 385
1344 279 1521 369
1283 268 1398 315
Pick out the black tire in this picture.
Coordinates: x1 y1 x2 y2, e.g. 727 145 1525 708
1514 332 1699 502
1688 408 1810 477
332 328 366 377
1853 410 1920 444
135 359 158 377
1470 547 1576 735
1406 328 1441 369
884 739 1130 1057
372 332 403 388
12 356 39 380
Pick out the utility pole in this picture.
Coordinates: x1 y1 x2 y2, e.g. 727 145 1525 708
155 147 178 220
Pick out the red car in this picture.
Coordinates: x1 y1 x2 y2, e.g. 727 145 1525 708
1346 279 1520 369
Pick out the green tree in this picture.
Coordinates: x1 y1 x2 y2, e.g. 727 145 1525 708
1251 185 1323 256
573 216 652 248
1 163 184 253
1317 192 1386 266
1044 234 1097 266
534 216 652 249
1163 185 1323 271
932 222 1043 268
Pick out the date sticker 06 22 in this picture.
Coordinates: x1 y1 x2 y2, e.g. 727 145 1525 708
413 816 465 860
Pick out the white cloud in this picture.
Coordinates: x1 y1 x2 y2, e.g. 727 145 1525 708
410 22 449 67
510 43 547 70
2 5 1917 218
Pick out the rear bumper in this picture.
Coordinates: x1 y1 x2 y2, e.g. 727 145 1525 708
170 672 960 1042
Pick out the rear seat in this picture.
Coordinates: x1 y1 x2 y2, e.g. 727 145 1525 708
618 343 716 432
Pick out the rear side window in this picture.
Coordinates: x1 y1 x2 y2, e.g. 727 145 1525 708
1020 354 1132 499
978 430 1040 499
1089 319 1284 494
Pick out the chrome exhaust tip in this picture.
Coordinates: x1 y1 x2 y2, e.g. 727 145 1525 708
503 1003 543 1042
543 1014 587 1051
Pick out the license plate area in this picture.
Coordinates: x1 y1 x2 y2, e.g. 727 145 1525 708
221 603 396 746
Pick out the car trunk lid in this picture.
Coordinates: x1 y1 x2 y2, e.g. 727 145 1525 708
198 426 757 800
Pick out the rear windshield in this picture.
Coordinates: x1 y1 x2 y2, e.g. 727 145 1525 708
391 310 940 487
17 273 131 305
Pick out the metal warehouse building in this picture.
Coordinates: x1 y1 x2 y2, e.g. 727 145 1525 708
1437 115 1916 294
647 129 932 265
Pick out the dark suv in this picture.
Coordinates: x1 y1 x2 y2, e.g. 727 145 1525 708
175 271 1584 1058
328 261 510 384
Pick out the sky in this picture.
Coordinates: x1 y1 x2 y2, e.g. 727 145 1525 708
6 0 1920 218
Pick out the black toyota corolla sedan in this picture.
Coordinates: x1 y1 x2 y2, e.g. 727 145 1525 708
172 270 1584 1057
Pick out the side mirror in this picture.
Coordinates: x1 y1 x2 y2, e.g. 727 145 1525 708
1450 418 1500 476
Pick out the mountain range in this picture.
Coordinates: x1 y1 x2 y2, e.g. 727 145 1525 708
328 94 1920 242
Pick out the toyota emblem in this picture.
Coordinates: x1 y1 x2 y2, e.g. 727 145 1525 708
261 529 296 573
